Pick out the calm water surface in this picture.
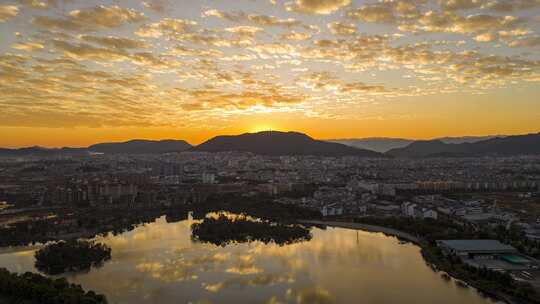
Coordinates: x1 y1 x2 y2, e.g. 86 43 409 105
0 215 501 304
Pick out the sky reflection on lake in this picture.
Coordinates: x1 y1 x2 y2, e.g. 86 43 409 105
0 215 501 304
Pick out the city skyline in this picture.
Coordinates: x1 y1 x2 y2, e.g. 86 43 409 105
1 0 539 147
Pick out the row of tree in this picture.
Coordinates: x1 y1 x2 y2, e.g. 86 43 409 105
191 214 312 246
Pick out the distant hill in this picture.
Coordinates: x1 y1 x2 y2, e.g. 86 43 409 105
88 139 192 154
0 140 192 156
328 138 414 153
0 146 88 156
435 136 500 145
329 136 498 153
386 133 540 157
4 133 534 157
192 131 382 157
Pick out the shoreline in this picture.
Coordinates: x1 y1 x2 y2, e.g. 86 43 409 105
299 219 422 244
300 219 523 304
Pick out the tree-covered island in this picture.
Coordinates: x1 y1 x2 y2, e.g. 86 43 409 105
34 240 111 275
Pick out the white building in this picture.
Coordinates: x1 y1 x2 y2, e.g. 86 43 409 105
321 204 343 217
406 203 417 217
202 172 216 184
401 202 411 215
422 209 438 219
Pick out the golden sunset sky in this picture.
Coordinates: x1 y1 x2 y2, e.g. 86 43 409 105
0 0 539 147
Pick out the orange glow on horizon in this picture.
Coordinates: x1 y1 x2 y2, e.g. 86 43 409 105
2 113 540 149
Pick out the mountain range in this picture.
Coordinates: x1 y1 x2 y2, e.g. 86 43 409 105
0 133 380 157
88 139 192 154
0 146 87 157
1 131 539 158
386 133 540 157
329 136 499 153
0 140 193 156
191 131 382 157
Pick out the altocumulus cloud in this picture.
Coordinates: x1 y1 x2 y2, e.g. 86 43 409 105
0 5 18 22
285 0 352 15
33 5 145 32
0 0 538 129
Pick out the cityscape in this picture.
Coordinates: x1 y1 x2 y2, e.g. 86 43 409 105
1 0 540 304
1 132 540 303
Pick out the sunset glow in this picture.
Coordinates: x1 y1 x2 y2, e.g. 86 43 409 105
0 0 539 147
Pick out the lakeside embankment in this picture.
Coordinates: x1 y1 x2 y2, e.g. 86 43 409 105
299 220 421 244
300 219 530 304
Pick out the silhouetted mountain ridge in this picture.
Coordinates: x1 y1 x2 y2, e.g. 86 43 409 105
0 146 87 156
89 139 192 154
386 133 540 157
192 131 382 157
2 132 539 157
329 136 499 153
0 140 192 156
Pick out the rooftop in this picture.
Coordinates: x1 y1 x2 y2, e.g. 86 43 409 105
437 240 517 253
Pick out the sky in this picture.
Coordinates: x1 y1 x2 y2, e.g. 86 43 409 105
0 0 539 147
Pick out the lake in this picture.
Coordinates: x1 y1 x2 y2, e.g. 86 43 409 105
0 214 501 304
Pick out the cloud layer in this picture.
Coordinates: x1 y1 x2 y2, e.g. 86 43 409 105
0 0 538 130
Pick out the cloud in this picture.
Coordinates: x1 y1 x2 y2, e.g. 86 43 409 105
33 5 145 31
170 46 224 58
281 31 312 40
68 5 145 27
17 0 48 9
248 14 301 27
474 32 498 41
345 0 529 47
397 10 525 37
452 14 522 34
297 71 386 94
135 259 199 283
51 40 129 61
202 9 246 22
17 0 73 9
266 296 284 304
508 36 540 47
179 31 252 47
285 0 351 15
411 11 457 32
180 88 305 111
135 18 196 38
12 41 45 51
328 21 357 35
203 273 293 293
142 0 170 13
441 0 482 11
483 0 540 12
347 4 395 23
296 287 335 304
1 0 539 130
202 9 314 29
51 40 174 69
225 26 264 38
80 35 149 49
248 43 299 57
130 52 173 68
347 0 423 24
0 5 18 22
339 82 386 94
